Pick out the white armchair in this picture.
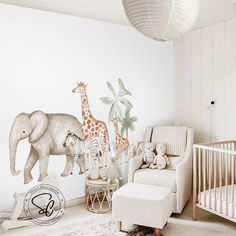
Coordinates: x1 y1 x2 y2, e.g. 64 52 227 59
128 125 194 213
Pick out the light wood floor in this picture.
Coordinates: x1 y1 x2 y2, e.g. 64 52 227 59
1 199 236 236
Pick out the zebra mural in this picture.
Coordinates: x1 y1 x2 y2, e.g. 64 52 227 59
63 131 102 175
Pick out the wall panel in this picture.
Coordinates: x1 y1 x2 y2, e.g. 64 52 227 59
174 19 236 143
174 38 183 126
225 19 236 140
191 29 202 142
200 25 213 143
181 33 192 128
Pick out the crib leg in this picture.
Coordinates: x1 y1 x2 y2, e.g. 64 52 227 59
117 221 122 231
193 147 197 221
192 204 196 220
192 192 197 220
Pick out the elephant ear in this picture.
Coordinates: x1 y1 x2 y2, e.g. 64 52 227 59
29 111 48 143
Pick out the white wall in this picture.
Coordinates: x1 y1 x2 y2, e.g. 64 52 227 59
174 18 236 143
0 4 174 211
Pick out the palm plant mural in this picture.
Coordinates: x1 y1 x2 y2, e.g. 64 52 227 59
119 107 137 139
101 79 137 139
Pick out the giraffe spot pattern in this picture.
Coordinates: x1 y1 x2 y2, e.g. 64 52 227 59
80 91 109 154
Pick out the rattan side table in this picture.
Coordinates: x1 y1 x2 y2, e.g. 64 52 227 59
85 178 119 214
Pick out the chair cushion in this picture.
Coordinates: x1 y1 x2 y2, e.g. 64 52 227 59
134 169 177 193
166 155 183 170
151 126 187 155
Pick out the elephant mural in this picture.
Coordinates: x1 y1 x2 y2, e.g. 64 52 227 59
9 110 84 184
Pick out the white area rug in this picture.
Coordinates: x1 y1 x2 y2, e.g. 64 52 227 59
30 214 154 236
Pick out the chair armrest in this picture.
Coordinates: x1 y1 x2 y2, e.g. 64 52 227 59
175 150 192 213
175 128 194 213
128 156 143 183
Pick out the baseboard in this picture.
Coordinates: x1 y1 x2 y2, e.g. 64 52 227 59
66 196 86 208
0 196 86 221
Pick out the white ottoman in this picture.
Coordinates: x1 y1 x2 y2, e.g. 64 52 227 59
112 183 173 236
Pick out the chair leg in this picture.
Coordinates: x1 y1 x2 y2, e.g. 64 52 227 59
154 228 161 236
117 221 122 231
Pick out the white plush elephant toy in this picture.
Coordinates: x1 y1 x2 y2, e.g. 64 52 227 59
9 110 84 184
140 142 155 169
150 144 169 170
103 142 122 184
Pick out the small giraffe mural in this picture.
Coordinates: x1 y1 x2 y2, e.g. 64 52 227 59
72 82 109 153
112 118 129 154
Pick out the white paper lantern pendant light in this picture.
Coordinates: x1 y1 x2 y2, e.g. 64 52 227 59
123 0 199 41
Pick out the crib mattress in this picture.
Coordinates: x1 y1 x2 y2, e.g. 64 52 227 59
198 185 236 219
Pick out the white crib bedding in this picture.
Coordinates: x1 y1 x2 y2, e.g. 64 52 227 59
198 185 236 219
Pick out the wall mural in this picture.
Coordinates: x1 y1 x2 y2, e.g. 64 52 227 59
100 79 137 152
111 118 129 155
72 82 109 153
9 111 84 184
9 80 136 184
63 132 103 176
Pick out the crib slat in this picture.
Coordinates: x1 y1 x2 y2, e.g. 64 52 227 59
193 147 197 220
231 153 234 218
214 151 217 211
225 152 228 216
198 148 201 194
219 148 222 214
206 150 209 189
203 149 206 207
209 150 212 209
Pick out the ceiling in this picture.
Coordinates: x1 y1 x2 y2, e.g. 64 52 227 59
0 0 235 29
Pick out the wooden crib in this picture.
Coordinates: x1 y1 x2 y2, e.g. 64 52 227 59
193 140 236 223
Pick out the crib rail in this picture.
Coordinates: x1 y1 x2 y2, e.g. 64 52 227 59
193 140 236 223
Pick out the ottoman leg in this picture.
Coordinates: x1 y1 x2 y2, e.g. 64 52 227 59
117 221 122 231
154 228 161 236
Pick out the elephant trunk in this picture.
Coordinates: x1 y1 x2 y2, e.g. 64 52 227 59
9 135 21 176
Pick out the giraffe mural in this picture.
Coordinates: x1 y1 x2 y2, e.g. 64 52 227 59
72 82 109 153
112 118 129 154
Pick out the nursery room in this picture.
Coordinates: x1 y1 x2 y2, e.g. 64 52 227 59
0 0 236 235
